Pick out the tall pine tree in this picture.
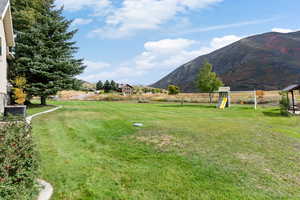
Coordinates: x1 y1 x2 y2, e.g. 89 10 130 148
96 80 103 90
103 80 111 93
110 80 117 91
12 0 85 105
10 0 45 32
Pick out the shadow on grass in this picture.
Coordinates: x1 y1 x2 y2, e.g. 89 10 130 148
233 106 256 110
159 104 216 109
262 109 282 117
27 104 54 109
159 104 257 111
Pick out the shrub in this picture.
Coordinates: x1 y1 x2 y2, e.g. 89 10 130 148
168 85 180 95
138 99 150 103
279 92 290 116
12 77 27 105
0 122 39 200
14 88 27 105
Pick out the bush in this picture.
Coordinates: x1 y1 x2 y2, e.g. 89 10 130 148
0 122 39 199
12 77 27 105
138 99 150 103
102 94 123 101
168 85 180 95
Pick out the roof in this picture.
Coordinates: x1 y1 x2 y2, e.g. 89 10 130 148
119 84 134 88
0 0 14 47
282 84 300 92
0 0 8 17
218 87 231 93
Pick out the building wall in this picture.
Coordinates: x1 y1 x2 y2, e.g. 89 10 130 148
122 87 133 96
0 18 7 113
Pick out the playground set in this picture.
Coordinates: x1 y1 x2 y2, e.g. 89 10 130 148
217 87 231 109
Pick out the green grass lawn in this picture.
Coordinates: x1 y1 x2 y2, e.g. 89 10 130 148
27 104 55 116
30 101 300 200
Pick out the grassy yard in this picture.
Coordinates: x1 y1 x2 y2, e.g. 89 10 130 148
30 101 300 200
27 104 56 116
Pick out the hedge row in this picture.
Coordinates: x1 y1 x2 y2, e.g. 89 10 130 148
0 122 39 200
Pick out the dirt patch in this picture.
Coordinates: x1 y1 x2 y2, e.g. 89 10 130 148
263 168 300 186
134 131 183 151
293 142 300 151
236 153 300 186
235 153 265 164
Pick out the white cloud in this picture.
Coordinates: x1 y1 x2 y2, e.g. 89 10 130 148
144 39 197 54
79 35 242 84
210 35 242 49
56 0 111 12
272 28 295 33
135 35 241 71
135 38 198 70
80 60 110 77
91 0 223 38
72 18 93 26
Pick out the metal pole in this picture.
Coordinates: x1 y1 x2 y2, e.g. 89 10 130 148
292 90 296 113
254 90 257 110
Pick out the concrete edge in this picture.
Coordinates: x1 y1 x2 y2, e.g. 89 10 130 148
26 106 62 124
37 179 54 200
26 105 62 200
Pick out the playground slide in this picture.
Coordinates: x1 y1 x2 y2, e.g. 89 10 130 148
220 97 228 109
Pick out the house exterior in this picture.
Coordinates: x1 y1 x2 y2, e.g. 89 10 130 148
0 0 14 113
118 84 134 96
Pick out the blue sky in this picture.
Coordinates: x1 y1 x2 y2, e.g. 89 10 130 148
55 0 300 85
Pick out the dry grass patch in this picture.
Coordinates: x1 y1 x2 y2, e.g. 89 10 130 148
133 130 184 151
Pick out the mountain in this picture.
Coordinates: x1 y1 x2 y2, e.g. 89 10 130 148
151 31 300 92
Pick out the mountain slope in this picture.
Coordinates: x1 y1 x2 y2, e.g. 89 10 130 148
151 31 300 92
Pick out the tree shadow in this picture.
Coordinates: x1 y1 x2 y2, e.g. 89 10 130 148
262 110 282 117
27 104 54 109
159 104 216 109
159 104 258 110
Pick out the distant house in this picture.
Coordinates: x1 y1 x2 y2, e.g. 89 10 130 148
0 0 14 113
118 84 134 96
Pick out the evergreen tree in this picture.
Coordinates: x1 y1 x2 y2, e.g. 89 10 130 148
103 80 111 93
196 61 223 103
12 1 85 105
10 0 45 32
96 80 103 90
72 79 84 91
9 0 46 84
110 80 117 91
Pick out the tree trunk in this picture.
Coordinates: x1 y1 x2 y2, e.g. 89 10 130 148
41 96 47 105
25 95 33 106
209 93 213 104
24 100 32 106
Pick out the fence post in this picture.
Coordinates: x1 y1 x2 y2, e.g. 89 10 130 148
254 90 257 110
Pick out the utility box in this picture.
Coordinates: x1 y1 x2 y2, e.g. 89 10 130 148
4 105 27 119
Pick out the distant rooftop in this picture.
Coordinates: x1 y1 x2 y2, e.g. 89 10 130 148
0 0 8 17
218 87 231 93
282 84 300 92
119 84 133 88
